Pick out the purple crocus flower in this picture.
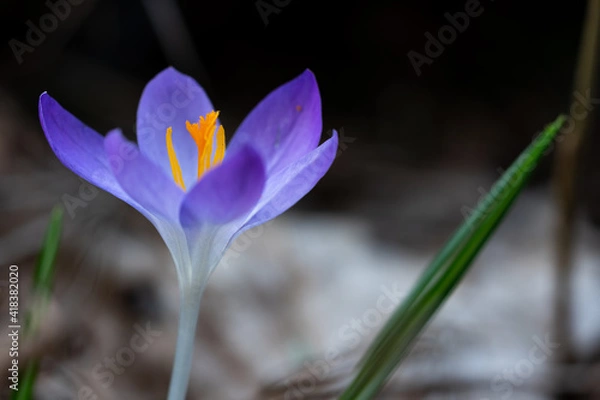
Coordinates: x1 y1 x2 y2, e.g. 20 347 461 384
38 67 338 399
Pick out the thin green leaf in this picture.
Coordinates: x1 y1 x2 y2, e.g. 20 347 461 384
33 206 63 297
339 115 566 400
12 205 63 400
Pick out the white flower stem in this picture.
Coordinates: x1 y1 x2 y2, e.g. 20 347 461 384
167 282 204 400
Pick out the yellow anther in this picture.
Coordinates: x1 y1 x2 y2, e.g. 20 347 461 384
166 127 186 190
214 125 225 165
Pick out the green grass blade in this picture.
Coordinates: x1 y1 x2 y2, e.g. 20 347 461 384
33 206 63 297
12 206 63 400
339 115 566 400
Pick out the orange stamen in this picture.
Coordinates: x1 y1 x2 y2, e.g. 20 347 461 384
167 111 225 190
186 110 224 178
166 111 227 191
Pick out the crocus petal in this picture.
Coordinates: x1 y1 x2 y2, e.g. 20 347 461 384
179 145 266 227
227 69 322 174
241 131 338 233
39 92 140 210
104 130 185 222
136 67 216 187
197 132 338 277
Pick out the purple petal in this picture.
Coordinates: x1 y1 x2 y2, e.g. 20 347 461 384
39 92 140 209
104 130 184 222
180 145 266 227
227 69 322 174
136 67 216 188
241 131 338 232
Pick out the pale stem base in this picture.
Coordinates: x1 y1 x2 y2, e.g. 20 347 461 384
167 284 204 400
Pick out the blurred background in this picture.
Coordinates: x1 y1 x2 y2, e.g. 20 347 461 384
1 0 600 399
